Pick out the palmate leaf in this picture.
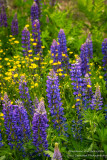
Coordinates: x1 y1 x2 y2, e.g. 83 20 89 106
0 156 6 160
44 150 54 158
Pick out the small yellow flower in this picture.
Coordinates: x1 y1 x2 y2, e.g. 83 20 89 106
34 57 39 60
28 50 32 53
41 46 45 49
49 60 53 64
30 38 34 42
72 105 75 108
34 83 38 87
33 43 37 46
76 99 80 102
7 62 10 65
99 76 103 79
4 58 9 61
9 35 13 37
67 48 70 51
14 41 19 44
59 73 62 76
87 85 91 88
52 53 54 56
14 74 18 78
64 74 67 76
0 65 2 68
0 58 2 60
69 52 73 54
25 24 29 28
31 85 34 88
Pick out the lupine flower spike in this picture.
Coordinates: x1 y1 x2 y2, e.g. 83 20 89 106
46 69 66 132
51 39 62 74
11 13 18 36
58 29 70 75
32 98 48 154
32 19 42 56
3 100 31 149
22 27 31 57
19 76 35 119
0 5 8 27
52 143 62 160
31 2 39 23
90 83 103 110
80 43 90 76
86 34 93 59
102 38 107 89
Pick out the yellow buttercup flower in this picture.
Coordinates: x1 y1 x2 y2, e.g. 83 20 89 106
87 84 91 88
14 41 19 44
69 52 73 54
99 76 103 79
72 105 75 108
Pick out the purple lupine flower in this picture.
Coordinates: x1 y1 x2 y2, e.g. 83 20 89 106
51 39 62 73
11 13 18 36
102 38 107 89
31 2 39 23
83 73 93 109
52 143 62 160
0 5 8 27
32 19 42 55
80 43 90 76
70 57 84 140
33 96 39 108
2 92 11 108
0 129 3 147
90 83 103 110
70 57 84 112
19 76 35 119
34 0 41 17
32 99 48 154
22 27 31 57
58 29 70 75
3 104 31 149
46 69 66 132
86 34 93 59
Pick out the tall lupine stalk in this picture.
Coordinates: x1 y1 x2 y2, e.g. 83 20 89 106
32 99 49 156
80 43 90 76
0 129 3 147
11 13 18 36
83 73 93 109
52 143 62 160
58 29 70 75
19 76 35 119
51 39 62 74
34 0 41 17
31 2 39 23
90 83 103 110
70 57 84 140
32 19 42 55
86 34 93 59
102 38 107 89
0 5 7 27
2 103 31 149
22 27 31 57
46 69 66 132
